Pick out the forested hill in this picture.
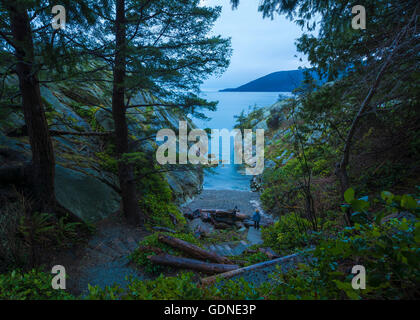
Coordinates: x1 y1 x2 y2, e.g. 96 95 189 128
220 69 323 92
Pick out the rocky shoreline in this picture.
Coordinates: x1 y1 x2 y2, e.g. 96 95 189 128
182 189 273 227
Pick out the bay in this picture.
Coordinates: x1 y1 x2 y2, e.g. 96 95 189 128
194 91 290 191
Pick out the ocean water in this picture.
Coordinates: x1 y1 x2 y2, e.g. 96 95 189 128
194 91 289 191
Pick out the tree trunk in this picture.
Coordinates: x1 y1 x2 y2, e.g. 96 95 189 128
148 254 239 274
158 234 233 264
112 0 142 225
8 3 55 211
334 17 412 226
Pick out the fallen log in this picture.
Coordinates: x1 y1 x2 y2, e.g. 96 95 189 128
183 209 201 220
198 209 248 221
200 209 233 214
235 213 248 221
148 254 239 274
200 253 301 285
158 234 232 264
213 221 232 229
212 216 236 225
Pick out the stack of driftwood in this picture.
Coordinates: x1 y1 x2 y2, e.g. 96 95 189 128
184 208 253 229
144 234 239 274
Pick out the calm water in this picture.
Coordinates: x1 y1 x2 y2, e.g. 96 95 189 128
194 91 289 191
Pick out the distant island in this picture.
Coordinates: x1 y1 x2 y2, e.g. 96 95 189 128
220 69 321 92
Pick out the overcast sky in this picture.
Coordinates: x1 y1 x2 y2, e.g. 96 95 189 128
200 0 309 90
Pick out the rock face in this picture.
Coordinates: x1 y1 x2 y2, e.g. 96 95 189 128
54 165 121 223
0 82 202 222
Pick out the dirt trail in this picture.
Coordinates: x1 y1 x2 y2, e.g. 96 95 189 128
184 189 301 286
55 190 275 295
52 214 150 296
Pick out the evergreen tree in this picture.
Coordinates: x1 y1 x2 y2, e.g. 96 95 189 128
82 0 231 224
0 0 96 217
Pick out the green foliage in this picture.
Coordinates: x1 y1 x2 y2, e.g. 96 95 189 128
202 229 244 244
87 273 207 300
85 272 267 300
234 105 265 133
1 195 86 272
260 191 420 299
7 191 417 300
18 212 83 249
235 248 270 267
96 143 185 229
71 104 103 132
266 216 419 299
0 270 74 300
135 165 185 229
342 188 420 225
261 213 317 254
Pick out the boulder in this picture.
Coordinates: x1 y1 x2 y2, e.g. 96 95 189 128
54 165 120 222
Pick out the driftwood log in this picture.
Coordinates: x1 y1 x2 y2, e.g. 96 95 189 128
158 234 232 264
235 213 248 220
213 221 232 229
200 209 232 214
200 209 248 221
148 254 239 274
200 253 301 285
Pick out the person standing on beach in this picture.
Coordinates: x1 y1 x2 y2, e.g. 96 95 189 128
252 209 261 230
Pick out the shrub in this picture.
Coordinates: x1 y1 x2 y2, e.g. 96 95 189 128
261 213 316 254
0 195 84 271
235 249 270 267
85 272 267 300
0 269 75 300
261 191 420 300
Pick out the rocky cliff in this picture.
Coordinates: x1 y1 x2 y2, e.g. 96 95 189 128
0 80 202 222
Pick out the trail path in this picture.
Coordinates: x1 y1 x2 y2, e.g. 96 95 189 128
57 190 284 295
53 215 150 296
184 189 302 286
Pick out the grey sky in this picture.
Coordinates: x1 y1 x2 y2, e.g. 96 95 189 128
200 0 309 90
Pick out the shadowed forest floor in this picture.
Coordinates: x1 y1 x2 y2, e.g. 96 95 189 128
54 189 270 295
52 215 150 296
